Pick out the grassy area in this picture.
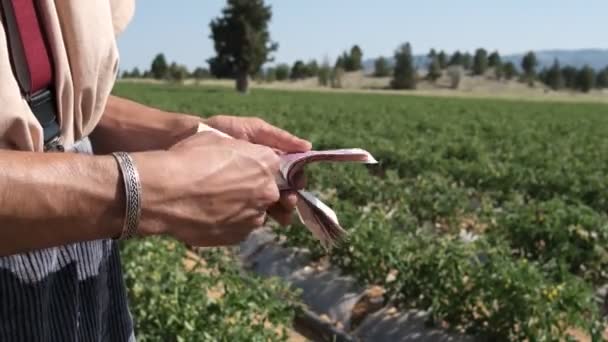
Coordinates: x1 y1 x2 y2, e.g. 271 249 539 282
119 76 608 104
114 83 608 340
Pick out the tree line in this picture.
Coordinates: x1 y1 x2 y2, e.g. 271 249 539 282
125 46 608 95
124 0 608 94
251 45 608 94
120 53 211 82
384 47 608 92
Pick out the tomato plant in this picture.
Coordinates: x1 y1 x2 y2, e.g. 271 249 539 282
114 83 608 340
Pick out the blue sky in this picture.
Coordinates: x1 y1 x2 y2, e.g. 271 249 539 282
117 0 607 72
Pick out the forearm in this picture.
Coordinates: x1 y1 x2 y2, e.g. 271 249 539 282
0 151 124 256
90 95 203 154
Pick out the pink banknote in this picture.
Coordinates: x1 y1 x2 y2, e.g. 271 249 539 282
278 149 378 248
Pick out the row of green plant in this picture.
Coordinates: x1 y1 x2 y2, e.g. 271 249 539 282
114 83 608 340
278 197 604 340
121 238 298 341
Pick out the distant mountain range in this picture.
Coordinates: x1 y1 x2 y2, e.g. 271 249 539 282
363 49 608 73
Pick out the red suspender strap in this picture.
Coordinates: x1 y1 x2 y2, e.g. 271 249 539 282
1 0 62 149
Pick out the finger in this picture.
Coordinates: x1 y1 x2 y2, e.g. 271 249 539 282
253 211 268 228
279 191 298 210
251 122 312 153
268 205 294 226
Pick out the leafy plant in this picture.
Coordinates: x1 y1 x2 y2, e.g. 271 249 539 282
121 238 297 341
114 83 608 341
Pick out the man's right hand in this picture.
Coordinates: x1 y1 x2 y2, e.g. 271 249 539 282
133 132 281 246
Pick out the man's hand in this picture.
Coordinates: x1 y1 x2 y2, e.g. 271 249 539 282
205 115 312 226
134 132 281 246
93 97 311 228
204 115 312 152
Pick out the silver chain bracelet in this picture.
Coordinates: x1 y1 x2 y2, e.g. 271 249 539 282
112 152 142 240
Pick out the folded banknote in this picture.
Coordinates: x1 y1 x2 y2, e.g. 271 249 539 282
277 149 378 248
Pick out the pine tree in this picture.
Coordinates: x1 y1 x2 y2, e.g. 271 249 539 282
449 50 463 66
472 48 488 76
335 54 346 69
521 51 538 85
348 45 364 71
306 60 319 77
208 0 278 93
595 67 608 89
561 66 578 89
576 65 596 92
290 60 307 80
545 59 564 90
131 67 141 78
373 57 391 77
150 53 169 79
488 51 501 68
391 43 416 90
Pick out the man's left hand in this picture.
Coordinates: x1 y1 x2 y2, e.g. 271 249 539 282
204 115 312 226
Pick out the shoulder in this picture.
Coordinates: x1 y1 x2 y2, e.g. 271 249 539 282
109 0 135 36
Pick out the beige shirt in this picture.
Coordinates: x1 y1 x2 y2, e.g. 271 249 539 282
0 0 135 151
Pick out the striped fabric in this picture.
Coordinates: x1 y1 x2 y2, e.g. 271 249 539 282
0 138 134 341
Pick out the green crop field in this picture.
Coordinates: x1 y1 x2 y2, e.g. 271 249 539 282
114 82 608 341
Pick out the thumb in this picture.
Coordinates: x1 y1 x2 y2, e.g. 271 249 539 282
250 123 312 153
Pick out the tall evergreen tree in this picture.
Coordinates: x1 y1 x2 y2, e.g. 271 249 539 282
335 55 346 70
150 53 169 79
290 60 307 80
131 67 141 78
391 43 416 90
595 67 608 89
472 48 488 76
348 45 364 71
576 65 596 92
449 50 463 66
306 60 319 77
488 51 501 68
208 0 278 93
561 66 578 89
521 51 538 85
